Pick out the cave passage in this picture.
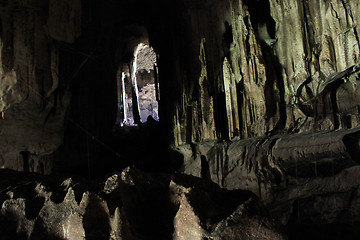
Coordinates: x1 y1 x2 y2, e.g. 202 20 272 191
116 43 159 126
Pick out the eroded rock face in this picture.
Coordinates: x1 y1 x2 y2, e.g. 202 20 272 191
175 127 360 238
0 168 284 240
1 0 360 174
165 0 360 145
0 0 77 173
1 1 360 238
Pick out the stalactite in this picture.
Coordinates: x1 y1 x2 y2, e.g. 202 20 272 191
154 64 160 102
121 71 127 124
131 44 145 124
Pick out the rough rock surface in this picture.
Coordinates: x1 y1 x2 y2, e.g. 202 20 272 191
166 0 360 145
1 0 360 239
2 0 360 172
175 127 360 238
0 168 285 240
0 0 76 172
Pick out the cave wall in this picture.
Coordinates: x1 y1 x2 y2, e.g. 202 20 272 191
0 0 123 174
0 0 80 172
1 0 360 173
165 0 360 146
1 1 360 237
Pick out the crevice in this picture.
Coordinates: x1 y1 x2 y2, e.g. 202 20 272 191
301 0 314 70
190 142 198 159
244 0 287 133
223 21 233 62
25 196 45 219
201 155 211 181
244 0 275 39
236 81 245 138
214 88 230 140
330 3 340 20
343 131 360 164
83 194 111 239
330 87 340 129
341 0 352 28
243 16 251 61
295 76 315 117
20 151 30 173
186 104 193 143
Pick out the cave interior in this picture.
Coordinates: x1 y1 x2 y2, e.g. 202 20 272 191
1 0 360 239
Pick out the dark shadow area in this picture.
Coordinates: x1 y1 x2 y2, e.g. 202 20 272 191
201 155 211 181
101 116 180 176
83 194 111 240
48 176 91 205
0 17 14 71
343 131 360 163
187 188 255 229
236 81 245 138
294 76 315 118
282 154 355 179
30 218 65 240
222 21 233 63
25 197 45 220
57 115 180 179
20 151 30 173
315 80 342 130
313 65 360 130
0 210 28 240
214 91 230 140
288 222 360 240
287 199 360 240
53 6 175 178
119 172 177 239
49 189 67 204
171 173 257 232
244 0 276 39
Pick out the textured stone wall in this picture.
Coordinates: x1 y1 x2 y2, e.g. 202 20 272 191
1 0 360 172
0 0 80 172
168 0 360 146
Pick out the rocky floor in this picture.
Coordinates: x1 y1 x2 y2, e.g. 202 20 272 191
0 162 359 239
2 122 360 239
174 127 360 240
0 167 286 240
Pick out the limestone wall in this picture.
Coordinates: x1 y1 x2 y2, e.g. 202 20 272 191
168 0 360 145
0 0 79 172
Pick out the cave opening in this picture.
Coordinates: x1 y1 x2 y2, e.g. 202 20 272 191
116 43 160 127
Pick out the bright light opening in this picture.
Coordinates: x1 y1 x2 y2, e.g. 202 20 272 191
116 43 159 126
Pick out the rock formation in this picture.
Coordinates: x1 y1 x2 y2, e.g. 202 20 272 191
0 168 286 239
1 0 360 239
